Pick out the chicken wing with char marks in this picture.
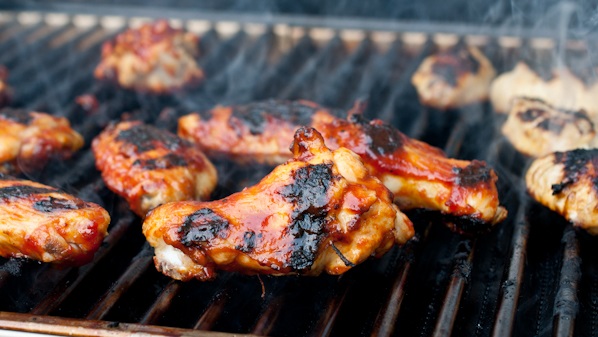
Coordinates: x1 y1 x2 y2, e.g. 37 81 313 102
143 127 414 281
0 174 110 265
179 100 507 231
0 109 83 174
526 149 598 235
93 121 217 218
502 97 596 157
411 45 495 110
94 20 203 94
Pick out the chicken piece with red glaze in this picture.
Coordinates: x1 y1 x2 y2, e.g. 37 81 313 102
143 127 414 281
526 149 598 235
0 174 110 265
0 109 83 174
179 100 507 231
92 121 217 218
411 45 495 110
94 20 203 94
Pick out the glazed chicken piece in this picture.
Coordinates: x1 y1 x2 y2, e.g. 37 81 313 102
411 45 495 110
0 174 110 264
92 121 217 218
0 66 11 107
94 20 203 94
0 109 84 174
143 127 414 281
179 100 507 230
502 97 595 157
490 62 598 117
526 149 598 235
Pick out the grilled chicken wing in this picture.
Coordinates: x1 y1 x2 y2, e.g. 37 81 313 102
94 20 203 94
93 121 217 218
0 174 110 264
0 109 83 174
502 97 595 157
490 62 598 117
0 66 11 107
143 127 414 281
411 45 495 110
526 149 598 235
179 100 507 229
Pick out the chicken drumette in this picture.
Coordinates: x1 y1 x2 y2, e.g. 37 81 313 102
143 127 414 281
94 20 203 94
179 100 507 231
0 109 83 174
0 174 110 265
92 121 217 218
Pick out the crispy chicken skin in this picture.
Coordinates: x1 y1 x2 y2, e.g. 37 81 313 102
0 174 110 264
490 62 598 117
0 109 84 174
0 66 11 107
94 20 203 94
526 149 598 235
92 121 217 218
179 100 507 229
411 45 495 110
143 127 414 281
502 97 595 157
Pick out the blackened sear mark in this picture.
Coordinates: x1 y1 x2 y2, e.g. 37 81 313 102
117 124 187 153
132 153 188 170
0 109 33 125
179 208 230 247
279 164 333 271
431 46 480 87
517 103 592 135
235 231 257 253
350 114 404 156
0 185 58 201
452 160 492 187
551 149 598 195
230 100 318 135
33 197 82 212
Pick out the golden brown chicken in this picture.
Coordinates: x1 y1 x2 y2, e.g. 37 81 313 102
179 100 507 230
0 66 12 107
143 127 414 281
490 62 598 117
92 121 217 218
94 20 203 94
0 109 84 174
502 97 596 157
526 149 598 235
0 174 110 265
411 45 495 110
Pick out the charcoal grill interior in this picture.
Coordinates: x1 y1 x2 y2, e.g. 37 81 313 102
0 6 596 337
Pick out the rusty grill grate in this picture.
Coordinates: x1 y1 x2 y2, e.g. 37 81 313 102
0 7 595 337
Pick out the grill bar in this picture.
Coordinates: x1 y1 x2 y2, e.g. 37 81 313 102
552 226 581 337
492 201 530 337
139 281 183 325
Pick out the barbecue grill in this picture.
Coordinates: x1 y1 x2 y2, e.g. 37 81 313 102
0 1 596 336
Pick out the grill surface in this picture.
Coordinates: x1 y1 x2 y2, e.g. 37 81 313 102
0 8 595 337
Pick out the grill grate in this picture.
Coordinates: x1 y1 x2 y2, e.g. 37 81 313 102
0 9 593 337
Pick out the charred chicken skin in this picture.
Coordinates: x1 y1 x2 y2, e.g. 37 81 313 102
94 20 203 94
0 174 110 265
411 45 495 110
502 97 596 157
526 149 598 235
179 100 507 229
93 121 217 218
143 127 414 281
0 109 84 174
